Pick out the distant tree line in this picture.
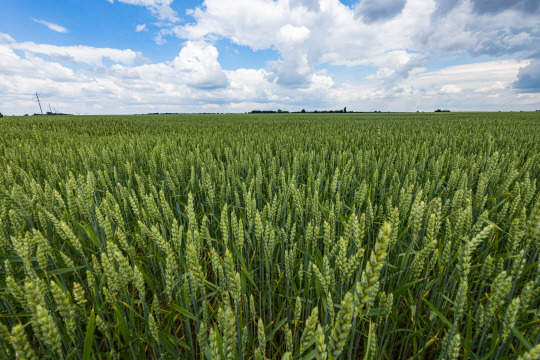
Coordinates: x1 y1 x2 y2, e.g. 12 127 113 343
29 112 72 116
250 109 290 114
252 107 349 114
250 107 405 114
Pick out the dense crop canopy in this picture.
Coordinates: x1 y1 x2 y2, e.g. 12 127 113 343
0 113 539 359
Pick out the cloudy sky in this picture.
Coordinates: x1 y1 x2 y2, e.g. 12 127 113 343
1 0 539 115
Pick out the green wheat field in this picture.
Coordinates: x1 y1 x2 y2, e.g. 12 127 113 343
0 112 539 359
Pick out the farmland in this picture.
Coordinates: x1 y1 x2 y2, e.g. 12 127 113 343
0 112 539 359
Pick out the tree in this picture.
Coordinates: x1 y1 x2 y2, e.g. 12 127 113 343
301 109 306 113
0 112 3 118
344 107 347 113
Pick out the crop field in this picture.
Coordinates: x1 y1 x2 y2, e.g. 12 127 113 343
0 112 539 359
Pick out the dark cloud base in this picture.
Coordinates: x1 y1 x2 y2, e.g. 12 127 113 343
513 59 540 92
355 0 407 23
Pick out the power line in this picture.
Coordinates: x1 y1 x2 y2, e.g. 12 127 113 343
35 92 43 114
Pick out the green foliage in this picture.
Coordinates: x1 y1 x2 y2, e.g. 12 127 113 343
0 113 539 359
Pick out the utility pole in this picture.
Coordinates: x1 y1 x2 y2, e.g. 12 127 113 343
35 92 43 114
49 103 52 113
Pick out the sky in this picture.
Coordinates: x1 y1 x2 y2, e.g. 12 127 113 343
1 0 539 115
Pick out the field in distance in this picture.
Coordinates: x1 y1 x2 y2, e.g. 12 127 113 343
0 112 539 359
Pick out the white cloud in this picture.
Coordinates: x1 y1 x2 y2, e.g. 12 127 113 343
389 60 528 110
1 33 535 116
8 40 148 66
32 19 68 33
135 24 147 32
411 60 526 90
0 36 238 114
278 25 310 43
172 41 229 89
420 1 540 57
0 33 15 43
1 0 540 115
440 84 461 94
268 54 315 88
0 33 338 114
172 0 540 93
109 0 179 22
174 0 435 88
516 93 540 105
475 81 506 93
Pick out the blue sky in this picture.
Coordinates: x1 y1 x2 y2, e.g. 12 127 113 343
1 0 539 115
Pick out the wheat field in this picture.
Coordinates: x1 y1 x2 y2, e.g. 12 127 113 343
0 113 539 359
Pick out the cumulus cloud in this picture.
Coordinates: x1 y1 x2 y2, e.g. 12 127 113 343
278 25 310 43
173 0 540 93
172 41 229 89
513 58 540 92
176 0 435 89
0 33 338 114
426 0 540 58
0 45 75 81
425 1 538 95
268 54 313 88
0 36 240 114
32 19 68 33
1 30 534 116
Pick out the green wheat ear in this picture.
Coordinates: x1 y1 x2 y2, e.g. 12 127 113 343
281 352 293 360
148 313 159 343
50 281 75 335
294 296 302 324
10 324 38 360
355 222 391 310
258 318 266 356
33 305 62 355
447 332 461 360
284 323 293 353
315 323 327 360
327 292 354 360
517 343 540 360
208 327 219 358
501 297 520 341
220 304 237 360
300 306 319 353
0 322 10 342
